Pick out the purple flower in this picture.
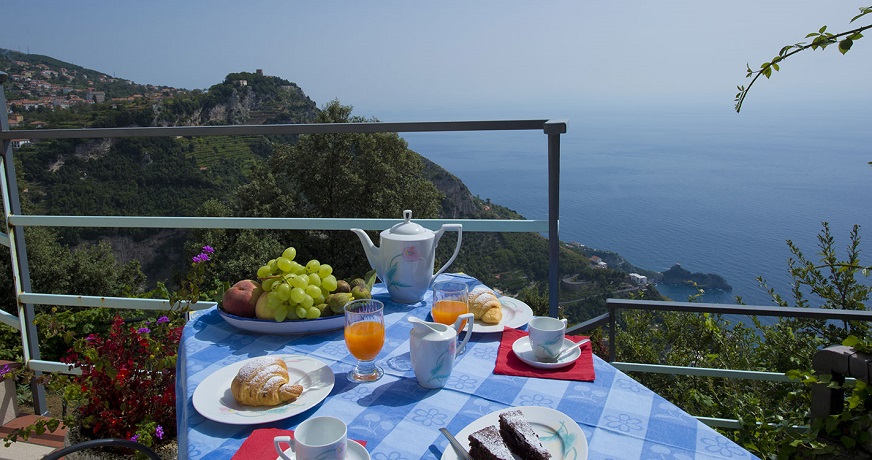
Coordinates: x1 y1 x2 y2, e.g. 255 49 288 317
130 434 139 442
192 253 210 264
137 327 151 334
0 364 10 378
157 316 169 324
155 425 164 440
202 245 214 254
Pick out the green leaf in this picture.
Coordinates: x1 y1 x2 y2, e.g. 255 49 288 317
839 38 853 54
843 335 861 347
364 269 378 291
819 25 827 34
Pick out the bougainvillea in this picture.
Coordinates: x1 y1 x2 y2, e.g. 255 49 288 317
62 313 183 447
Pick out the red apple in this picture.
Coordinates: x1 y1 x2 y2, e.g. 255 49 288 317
222 280 263 318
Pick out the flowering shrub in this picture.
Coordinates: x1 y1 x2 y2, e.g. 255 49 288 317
2 244 219 454
62 313 182 447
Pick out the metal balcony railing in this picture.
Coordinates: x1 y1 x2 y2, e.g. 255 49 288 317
569 299 872 429
0 70 566 413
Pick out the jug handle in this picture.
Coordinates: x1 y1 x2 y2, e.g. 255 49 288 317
431 224 463 283
453 313 474 356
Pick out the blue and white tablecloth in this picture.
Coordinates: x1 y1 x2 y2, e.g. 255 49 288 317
177 273 756 459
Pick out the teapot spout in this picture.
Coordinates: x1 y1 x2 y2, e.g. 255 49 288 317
351 228 380 274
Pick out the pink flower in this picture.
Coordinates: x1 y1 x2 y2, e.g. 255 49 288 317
402 246 421 262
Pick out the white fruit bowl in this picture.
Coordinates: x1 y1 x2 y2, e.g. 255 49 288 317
217 307 345 334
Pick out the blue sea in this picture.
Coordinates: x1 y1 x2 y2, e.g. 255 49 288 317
383 101 872 307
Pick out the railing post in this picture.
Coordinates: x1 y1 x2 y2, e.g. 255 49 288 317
544 120 566 318
608 301 617 362
0 71 47 414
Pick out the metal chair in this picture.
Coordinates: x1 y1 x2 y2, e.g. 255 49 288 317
43 438 161 460
811 344 872 417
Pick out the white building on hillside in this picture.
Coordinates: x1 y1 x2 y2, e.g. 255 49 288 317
629 273 648 286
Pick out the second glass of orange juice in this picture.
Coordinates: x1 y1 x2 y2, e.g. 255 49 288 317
344 299 385 382
431 281 469 330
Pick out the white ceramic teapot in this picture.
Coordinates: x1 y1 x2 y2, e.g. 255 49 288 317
351 210 462 304
408 314 473 388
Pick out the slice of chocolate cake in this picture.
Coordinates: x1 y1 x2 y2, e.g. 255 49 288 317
468 425 514 460
498 409 552 459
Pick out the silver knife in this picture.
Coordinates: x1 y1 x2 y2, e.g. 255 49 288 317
439 427 473 460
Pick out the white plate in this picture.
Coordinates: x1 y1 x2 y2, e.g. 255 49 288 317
193 354 335 425
277 440 370 460
441 406 588 460
218 308 344 335
511 337 581 370
471 296 533 333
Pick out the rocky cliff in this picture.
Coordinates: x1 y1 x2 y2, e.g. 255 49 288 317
660 263 732 291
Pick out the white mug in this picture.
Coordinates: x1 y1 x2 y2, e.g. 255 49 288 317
275 416 347 460
528 316 568 362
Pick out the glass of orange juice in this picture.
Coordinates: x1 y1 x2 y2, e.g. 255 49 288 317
431 281 469 330
344 299 385 382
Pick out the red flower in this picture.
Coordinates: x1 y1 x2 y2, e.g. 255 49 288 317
62 314 182 442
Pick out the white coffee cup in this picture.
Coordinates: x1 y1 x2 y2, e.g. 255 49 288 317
528 316 568 362
275 416 347 460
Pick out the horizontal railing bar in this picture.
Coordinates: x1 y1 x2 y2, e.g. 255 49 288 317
607 298 872 321
697 417 742 430
18 293 215 311
0 231 8 248
612 362 795 382
0 309 19 330
0 119 558 141
8 215 549 233
28 359 82 376
568 312 609 333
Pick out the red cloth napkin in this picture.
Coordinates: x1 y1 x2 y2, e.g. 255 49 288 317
232 427 366 460
494 327 595 381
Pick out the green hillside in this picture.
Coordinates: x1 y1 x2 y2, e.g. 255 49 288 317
1 50 656 322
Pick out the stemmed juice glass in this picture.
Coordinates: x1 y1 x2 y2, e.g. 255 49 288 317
344 299 385 382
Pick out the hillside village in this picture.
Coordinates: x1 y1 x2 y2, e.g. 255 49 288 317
1 56 184 129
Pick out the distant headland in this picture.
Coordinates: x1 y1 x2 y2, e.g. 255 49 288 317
658 263 732 291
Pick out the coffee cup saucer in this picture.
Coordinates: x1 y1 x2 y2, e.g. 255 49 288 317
277 440 370 460
511 337 581 370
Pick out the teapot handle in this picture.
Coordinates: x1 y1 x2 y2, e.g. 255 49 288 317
452 313 474 356
431 224 463 283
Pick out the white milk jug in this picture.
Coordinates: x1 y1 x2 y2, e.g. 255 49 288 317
408 314 473 388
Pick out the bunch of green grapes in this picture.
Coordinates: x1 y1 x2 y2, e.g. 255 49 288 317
256 246 340 321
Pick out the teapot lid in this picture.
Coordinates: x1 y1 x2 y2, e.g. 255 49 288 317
385 210 430 237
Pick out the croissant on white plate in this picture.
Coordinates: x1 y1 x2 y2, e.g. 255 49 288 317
469 286 503 324
230 356 303 407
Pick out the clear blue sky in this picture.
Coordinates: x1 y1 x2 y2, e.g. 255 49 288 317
1 1 870 118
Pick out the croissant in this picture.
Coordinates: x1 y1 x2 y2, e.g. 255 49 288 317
469 286 503 324
231 357 304 407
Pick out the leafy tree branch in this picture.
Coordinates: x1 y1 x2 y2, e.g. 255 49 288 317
735 6 872 112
